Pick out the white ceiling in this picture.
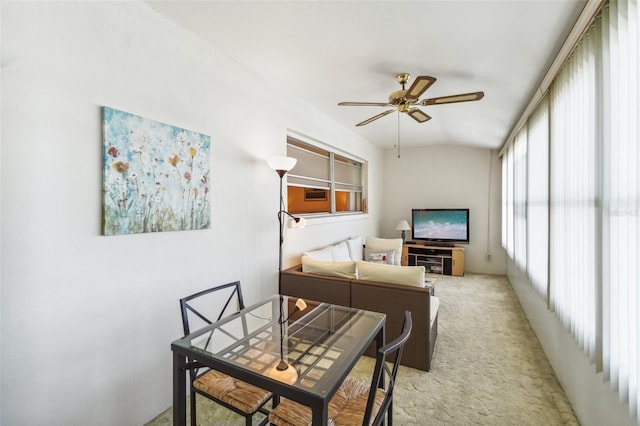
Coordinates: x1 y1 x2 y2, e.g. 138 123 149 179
148 0 587 151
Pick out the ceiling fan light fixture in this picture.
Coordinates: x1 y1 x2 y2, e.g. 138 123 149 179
389 90 407 104
398 103 410 113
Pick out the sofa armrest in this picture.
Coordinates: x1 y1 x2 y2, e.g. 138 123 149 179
351 279 435 371
280 265 351 307
431 296 440 325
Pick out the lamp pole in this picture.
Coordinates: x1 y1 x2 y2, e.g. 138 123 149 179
266 157 308 384
276 170 286 294
267 156 298 293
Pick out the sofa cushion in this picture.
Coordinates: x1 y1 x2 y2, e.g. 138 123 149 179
356 261 425 287
346 236 364 261
302 256 357 279
365 237 403 266
363 247 395 265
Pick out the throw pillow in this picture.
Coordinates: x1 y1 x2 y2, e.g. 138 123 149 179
346 236 364 261
301 256 357 279
363 247 395 264
365 237 403 266
303 246 333 262
330 241 351 262
356 261 426 287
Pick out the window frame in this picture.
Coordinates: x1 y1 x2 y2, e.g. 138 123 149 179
286 132 367 219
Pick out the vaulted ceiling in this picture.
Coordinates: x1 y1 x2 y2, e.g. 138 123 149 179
149 1 587 151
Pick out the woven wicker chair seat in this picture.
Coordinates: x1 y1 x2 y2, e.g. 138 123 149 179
194 369 272 414
269 377 385 425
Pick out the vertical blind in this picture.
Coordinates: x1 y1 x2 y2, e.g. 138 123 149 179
513 128 528 271
501 0 640 418
526 97 549 298
601 0 640 414
549 25 598 360
502 146 515 258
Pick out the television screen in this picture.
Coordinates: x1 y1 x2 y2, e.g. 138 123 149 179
411 208 469 244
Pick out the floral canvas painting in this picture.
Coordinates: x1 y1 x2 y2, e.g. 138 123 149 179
102 107 211 235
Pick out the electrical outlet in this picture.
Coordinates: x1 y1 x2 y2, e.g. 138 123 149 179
486 254 492 261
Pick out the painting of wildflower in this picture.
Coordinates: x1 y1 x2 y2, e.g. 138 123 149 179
102 107 211 235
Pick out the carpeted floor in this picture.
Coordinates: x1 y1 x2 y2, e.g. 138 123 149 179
147 273 579 425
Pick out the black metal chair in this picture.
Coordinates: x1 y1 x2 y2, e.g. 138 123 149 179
268 310 413 425
180 281 273 426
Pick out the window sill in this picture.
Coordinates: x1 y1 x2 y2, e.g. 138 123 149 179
291 212 370 227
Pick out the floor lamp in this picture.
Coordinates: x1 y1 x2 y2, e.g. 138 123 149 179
266 156 307 384
266 156 306 294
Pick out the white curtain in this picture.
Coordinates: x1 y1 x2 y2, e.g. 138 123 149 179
549 21 598 360
501 0 640 418
502 152 508 251
502 145 514 258
600 0 640 416
526 96 549 299
513 128 528 270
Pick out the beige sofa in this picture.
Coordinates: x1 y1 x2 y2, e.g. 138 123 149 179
280 238 439 372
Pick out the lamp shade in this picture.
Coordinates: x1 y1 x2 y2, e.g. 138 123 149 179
395 220 411 231
294 298 307 312
267 156 297 173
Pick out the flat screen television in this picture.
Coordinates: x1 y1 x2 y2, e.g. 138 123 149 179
411 208 470 245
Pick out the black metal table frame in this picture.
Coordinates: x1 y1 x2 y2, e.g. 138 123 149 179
172 297 385 426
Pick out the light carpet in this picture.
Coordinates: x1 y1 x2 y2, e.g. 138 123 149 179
148 273 578 425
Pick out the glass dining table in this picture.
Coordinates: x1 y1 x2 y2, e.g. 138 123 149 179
171 294 386 426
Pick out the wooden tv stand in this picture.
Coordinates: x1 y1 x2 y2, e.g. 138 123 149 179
402 243 464 276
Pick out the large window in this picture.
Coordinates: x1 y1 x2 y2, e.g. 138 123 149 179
286 137 364 215
501 0 640 418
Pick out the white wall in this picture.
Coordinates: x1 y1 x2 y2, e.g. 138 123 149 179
0 2 380 425
507 260 635 426
380 145 505 275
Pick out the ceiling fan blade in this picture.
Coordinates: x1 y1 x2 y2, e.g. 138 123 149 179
355 109 395 126
405 76 436 100
420 91 485 106
407 108 432 123
338 101 392 107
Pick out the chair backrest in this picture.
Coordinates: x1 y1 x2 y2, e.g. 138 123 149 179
179 281 245 336
364 310 413 426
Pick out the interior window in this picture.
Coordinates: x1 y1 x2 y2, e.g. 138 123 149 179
286 137 364 216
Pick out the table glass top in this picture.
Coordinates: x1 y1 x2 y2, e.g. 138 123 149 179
172 295 385 397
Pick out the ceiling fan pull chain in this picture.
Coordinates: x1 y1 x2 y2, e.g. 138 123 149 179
397 110 401 158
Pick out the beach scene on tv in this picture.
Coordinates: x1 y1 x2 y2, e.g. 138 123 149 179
413 210 468 240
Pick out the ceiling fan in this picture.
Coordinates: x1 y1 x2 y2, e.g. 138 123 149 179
338 73 485 126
